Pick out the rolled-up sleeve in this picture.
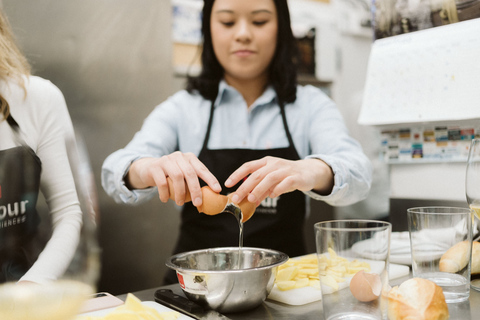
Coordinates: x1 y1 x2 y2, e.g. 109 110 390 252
101 152 157 204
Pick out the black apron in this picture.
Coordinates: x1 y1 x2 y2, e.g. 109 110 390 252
165 100 307 284
0 115 42 282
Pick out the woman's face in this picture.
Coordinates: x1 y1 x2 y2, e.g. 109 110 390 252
210 0 278 84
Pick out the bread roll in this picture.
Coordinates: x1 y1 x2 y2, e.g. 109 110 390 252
439 241 480 274
387 278 449 320
439 241 470 273
472 241 480 275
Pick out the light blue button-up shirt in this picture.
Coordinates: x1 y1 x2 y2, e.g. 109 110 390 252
102 81 372 208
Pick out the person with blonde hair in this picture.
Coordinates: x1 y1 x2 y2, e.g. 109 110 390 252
0 8 82 284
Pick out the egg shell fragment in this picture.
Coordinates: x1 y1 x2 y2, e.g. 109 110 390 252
166 177 257 220
349 270 382 302
227 193 256 222
197 186 229 215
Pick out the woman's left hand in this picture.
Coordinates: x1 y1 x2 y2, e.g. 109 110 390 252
224 156 334 205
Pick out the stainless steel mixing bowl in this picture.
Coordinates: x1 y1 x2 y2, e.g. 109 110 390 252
166 247 289 313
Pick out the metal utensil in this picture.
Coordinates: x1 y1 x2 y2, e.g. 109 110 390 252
154 289 232 320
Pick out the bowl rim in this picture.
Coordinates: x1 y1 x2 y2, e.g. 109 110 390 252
165 247 289 274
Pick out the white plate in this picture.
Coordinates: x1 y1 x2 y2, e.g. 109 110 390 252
78 301 194 319
389 253 412 265
351 232 451 266
350 237 413 265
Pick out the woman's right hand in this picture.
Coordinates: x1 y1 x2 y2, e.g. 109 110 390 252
125 152 221 207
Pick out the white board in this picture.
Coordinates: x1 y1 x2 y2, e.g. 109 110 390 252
358 18 480 126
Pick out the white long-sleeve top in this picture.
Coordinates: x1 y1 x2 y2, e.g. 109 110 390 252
0 75 82 284
102 81 372 208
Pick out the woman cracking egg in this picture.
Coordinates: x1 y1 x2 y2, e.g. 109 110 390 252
101 0 372 284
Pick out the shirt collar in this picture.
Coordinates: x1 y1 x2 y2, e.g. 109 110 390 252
216 79 277 109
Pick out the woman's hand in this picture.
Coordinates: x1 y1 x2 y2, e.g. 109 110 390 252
126 152 221 207
225 157 334 205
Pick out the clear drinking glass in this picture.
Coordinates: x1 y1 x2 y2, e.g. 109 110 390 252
315 220 391 320
0 134 100 319
466 138 480 291
407 207 472 303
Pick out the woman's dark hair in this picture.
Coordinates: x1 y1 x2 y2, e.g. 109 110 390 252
186 0 298 105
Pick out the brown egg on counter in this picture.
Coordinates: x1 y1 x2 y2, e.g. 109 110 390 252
349 270 382 302
197 186 229 215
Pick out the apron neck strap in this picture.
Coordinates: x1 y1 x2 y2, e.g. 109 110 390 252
5 113 33 152
201 100 216 150
278 100 295 149
6 113 20 131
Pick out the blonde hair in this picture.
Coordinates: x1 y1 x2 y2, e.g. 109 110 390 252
0 8 31 120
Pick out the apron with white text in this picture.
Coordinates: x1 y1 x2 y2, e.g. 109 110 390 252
0 115 41 282
165 101 307 283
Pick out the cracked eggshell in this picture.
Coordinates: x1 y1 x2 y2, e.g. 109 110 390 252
197 186 228 215
349 270 382 302
226 194 257 222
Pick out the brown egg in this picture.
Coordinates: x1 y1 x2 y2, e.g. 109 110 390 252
167 177 192 202
167 178 226 214
166 177 256 219
349 270 382 302
197 186 228 215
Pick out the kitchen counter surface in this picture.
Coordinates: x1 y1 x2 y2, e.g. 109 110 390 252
118 275 480 319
